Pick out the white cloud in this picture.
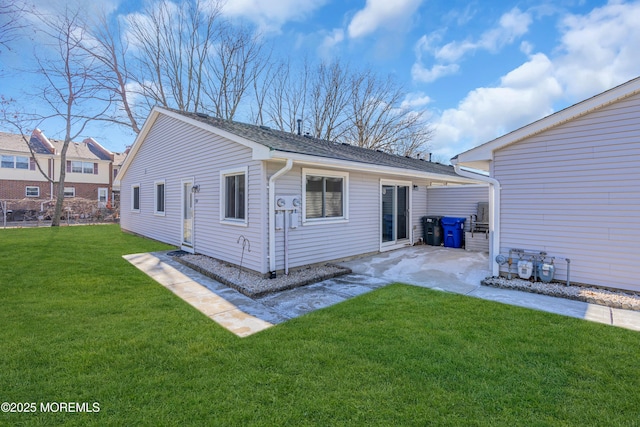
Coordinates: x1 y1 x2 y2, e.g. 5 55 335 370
347 0 423 39
318 28 345 58
220 0 328 33
401 92 432 110
554 1 640 99
425 2 640 162
413 8 532 83
411 63 459 83
428 53 561 161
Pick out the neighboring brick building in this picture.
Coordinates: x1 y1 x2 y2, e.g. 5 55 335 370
0 130 125 215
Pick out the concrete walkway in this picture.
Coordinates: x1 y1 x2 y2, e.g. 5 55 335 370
124 246 640 337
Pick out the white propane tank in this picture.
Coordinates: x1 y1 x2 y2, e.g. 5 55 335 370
517 260 533 279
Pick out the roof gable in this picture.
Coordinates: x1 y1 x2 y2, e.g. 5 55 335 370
454 76 640 170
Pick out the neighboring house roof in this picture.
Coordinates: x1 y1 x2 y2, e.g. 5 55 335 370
0 132 52 155
0 131 115 162
113 152 128 167
84 138 114 161
453 75 640 171
48 139 105 162
0 132 30 153
119 106 477 184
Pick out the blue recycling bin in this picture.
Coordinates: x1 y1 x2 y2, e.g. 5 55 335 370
441 217 466 248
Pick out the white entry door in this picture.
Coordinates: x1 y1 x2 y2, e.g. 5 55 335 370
181 179 195 252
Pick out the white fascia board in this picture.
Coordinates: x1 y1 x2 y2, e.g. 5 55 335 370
115 107 162 184
269 151 480 184
455 76 640 167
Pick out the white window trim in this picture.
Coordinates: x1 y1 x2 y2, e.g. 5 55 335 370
64 187 76 198
219 167 248 227
26 186 39 197
131 183 140 213
302 168 349 225
154 179 166 216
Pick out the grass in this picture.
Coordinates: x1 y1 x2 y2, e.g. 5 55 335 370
1 225 640 426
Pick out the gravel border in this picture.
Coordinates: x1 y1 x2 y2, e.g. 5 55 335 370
482 276 640 311
173 253 352 298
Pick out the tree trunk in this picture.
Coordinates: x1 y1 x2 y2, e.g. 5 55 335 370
51 146 69 226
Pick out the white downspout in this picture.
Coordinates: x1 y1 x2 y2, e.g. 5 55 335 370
268 159 293 275
451 160 501 277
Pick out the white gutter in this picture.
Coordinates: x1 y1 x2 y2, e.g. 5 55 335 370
451 160 501 276
268 159 293 274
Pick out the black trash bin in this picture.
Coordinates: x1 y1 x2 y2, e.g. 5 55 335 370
422 216 443 246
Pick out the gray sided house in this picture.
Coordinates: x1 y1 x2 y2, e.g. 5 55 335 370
117 107 485 277
453 76 640 293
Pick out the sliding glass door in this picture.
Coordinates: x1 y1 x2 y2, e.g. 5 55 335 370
381 181 410 248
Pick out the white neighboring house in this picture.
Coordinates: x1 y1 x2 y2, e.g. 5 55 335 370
453 76 640 293
117 107 486 278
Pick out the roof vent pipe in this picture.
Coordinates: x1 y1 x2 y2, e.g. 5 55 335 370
297 119 302 136
429 153 432 162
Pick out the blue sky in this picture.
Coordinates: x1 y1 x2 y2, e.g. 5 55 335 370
2 0 640 162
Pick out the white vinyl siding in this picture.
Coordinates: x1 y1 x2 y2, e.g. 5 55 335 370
120 114 266 274
268 164 433 271
426 185 490 232
493 92 640 292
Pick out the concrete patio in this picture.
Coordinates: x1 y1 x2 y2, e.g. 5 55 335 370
124 246 640 337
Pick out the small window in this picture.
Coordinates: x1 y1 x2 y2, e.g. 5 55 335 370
71 161 83 173
26 186 39 197
303 169 348 222
220 168 247 225
15 156 29 170
132 184 140 212
1 155 14 168
83 162 94 174
64 187 75 198
154 180 165 215
68 161 96 174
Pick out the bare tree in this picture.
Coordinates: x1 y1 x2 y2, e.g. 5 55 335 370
346 69 433 157
32 8 111 226
123 0 270 121
0 1 29 54
308 61 351 141
255 57 433 156
0 96 52 182
252 58 310 133
83 11 142 134
203 23 269 119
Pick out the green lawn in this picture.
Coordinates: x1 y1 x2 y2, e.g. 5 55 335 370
1 225 639 426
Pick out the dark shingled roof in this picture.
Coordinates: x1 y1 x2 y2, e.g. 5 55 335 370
172 109 458 177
